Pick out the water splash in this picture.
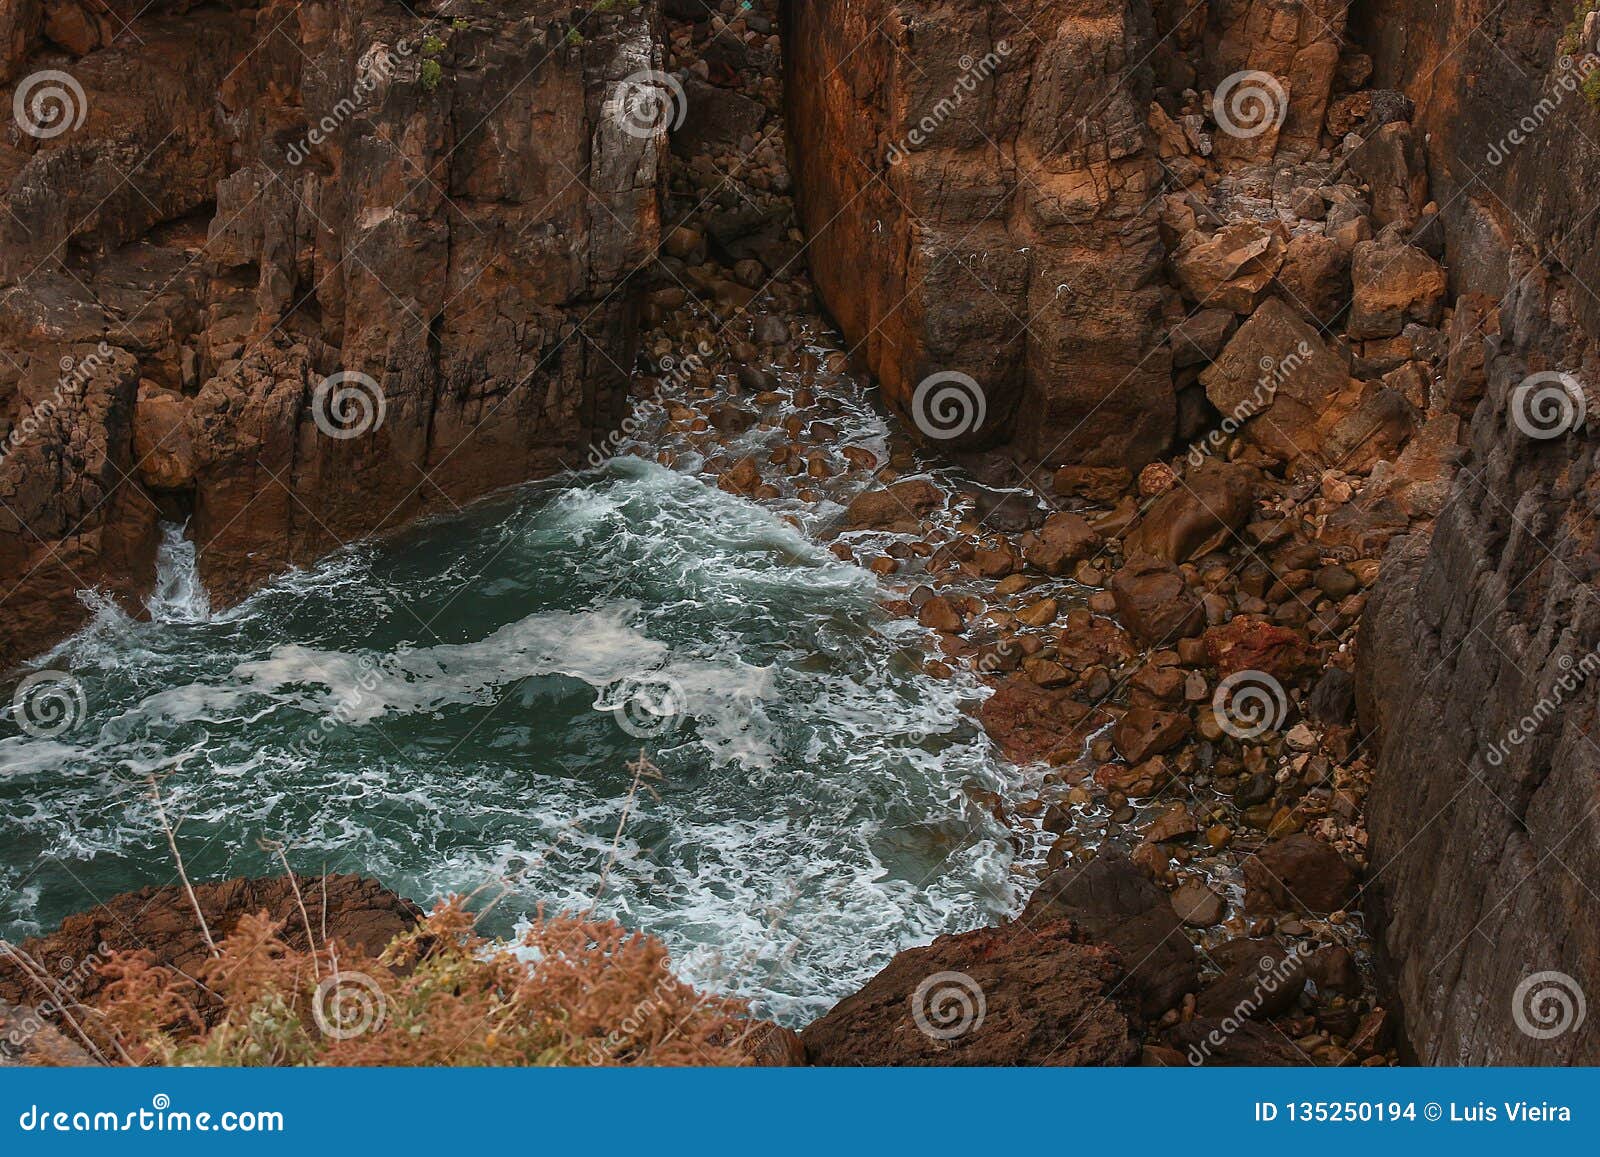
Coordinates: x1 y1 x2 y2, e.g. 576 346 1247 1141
145 522 211 625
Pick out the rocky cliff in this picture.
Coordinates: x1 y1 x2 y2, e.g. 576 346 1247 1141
0 0 664 665
1353 0 1600 1063
783 0 1173 468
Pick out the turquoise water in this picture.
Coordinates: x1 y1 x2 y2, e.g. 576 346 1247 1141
0 459 1020 1023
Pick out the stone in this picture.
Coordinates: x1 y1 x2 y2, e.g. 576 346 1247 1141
844 480 944 530
1200 297 1359 464
1123 460 1258 564
1023 852 1201 1018
1348 239 1447 340
1171 880 1225 927
801 920 1141 1066
1111 557 1204 645
1111 708 1192 763
1243 834 1358 915
1171 222 1285 314
1021 512 1101 575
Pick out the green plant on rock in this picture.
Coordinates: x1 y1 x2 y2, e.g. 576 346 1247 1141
420 57 444 92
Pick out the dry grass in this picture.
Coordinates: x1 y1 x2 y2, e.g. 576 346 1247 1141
72 899 753 1067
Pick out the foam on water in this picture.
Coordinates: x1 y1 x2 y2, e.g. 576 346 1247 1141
0 460 1021 1023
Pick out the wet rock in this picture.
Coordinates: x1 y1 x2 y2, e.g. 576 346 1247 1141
1243 834 1358 915
1195 939 1309 1021
917 596 963 633
1021 512 1101 575
1123 461 1258 563
1054 466 1132 502
1111 557 1204 645
801 920 1141 1066
1112 708 1192 763
979 678 1106 766
1171 880 1225 927
1023 852 1201 1018
843 479 944 530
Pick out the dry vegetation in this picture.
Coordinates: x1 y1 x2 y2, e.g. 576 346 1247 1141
67 898 752 1067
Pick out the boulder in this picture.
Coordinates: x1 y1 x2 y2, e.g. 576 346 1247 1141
1023 852 1201 1018
1110 557 1204 644
1171 222 1285 314
843 479 944 530
1348 239 1447 340
1123 460 1258 563
1111 708 1192 763
1200 297 1359 464
1021 511 1101 575
801 920 1141 1066
1243 834 1358 914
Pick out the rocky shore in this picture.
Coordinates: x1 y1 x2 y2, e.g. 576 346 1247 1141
4 0 1598 1067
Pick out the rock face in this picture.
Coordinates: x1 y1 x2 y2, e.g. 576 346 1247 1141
783 0 1173 468
801 919 1141 1066
0 873 421 1016
0 0 664 664
1353 0 1600 1064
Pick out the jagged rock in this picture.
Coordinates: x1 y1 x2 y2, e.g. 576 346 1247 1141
1200 297 1359 464
1111 556 1204 644
1023 852 1200 1018
1123 460 1258 563
1348 239 1447 339
1347 120 1428 229
1275 232 1351 326
1171 222 1285 314
1243 834 1357 914
802 920 1142 1066
785 0 1174 468
1168 308 1237 367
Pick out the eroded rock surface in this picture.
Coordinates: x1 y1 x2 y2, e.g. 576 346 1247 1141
0 0 665 663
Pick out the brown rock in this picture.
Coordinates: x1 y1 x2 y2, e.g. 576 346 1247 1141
1111 707 1192 763
1023 852 1201 1018
1123 460 1258 563
844 479 944 530
801 921 1141 1066
1110 557 1204 644
1171 222 1285 314
1021 511 1101 575
1348 239 1447 340
1243 834 1358 914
